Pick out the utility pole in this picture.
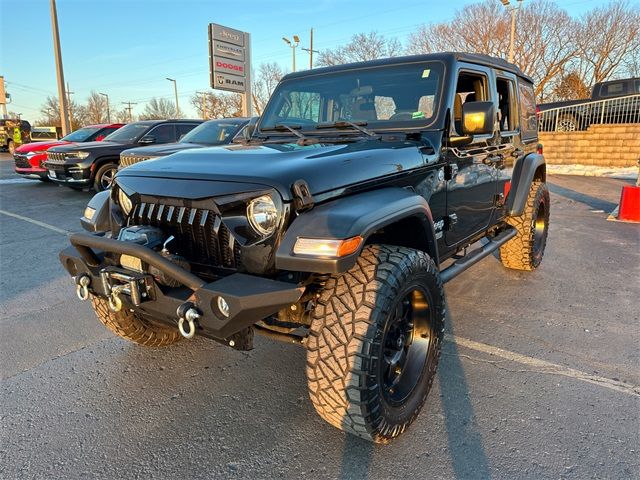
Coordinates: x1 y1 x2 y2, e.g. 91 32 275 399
301 28 319 70
196 91 208 119
282 35 300 72
0 76 7 118
500 0 523 64
166 78 179 117
121 101 137 122
50 0 70 135
66 82 74 128
99 92 110 122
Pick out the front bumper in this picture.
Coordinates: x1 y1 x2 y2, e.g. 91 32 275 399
60 232 304 340
44 161 92 186
15 168 48 180
14 153 48 179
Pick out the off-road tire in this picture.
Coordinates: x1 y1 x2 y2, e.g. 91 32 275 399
91 295 182 346
500 180 550 271
93 162 118 192
306 244 445 443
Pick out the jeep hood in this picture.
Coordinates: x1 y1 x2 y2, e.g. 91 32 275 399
48 141 127 152
117 138 439 201
123 142 208 157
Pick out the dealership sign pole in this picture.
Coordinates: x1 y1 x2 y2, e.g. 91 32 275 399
209 24 252 117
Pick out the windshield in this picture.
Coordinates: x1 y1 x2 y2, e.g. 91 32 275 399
180 120 243 145
61 126 102 142
104 123 149 143
259 61 444 132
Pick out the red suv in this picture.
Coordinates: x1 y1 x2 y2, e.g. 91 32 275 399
14 123 124 181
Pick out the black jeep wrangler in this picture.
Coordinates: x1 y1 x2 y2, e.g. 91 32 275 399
60 53 549 443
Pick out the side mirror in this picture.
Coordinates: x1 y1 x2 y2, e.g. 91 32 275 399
139 135 156 145
461 101 495 136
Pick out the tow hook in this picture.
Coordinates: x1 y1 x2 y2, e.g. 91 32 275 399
76 275 91 301
177 303 200 339
108 285 125 312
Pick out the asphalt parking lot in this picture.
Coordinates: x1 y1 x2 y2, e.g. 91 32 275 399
0 152 638 479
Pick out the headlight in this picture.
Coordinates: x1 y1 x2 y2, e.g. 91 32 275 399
247 195 279 236
25 151 42 158
64 151 90 160
118 189 133 215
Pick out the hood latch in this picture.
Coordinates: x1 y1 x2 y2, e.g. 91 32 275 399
292 179 315 212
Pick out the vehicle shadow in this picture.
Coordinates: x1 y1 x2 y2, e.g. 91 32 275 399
438 303 491 479
547 181 617 212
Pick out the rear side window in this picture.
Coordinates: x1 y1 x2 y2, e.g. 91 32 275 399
147 124 176 143
518 82 537 140
177 123 199 139
601 82 627 97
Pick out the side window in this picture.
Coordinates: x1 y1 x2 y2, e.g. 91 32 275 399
518 82 537 139
147 124 176 143
177 124 198 140
496 77 519 132
602 82 627 97
454 71 488 135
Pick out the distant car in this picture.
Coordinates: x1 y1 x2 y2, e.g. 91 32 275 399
44 119 202 191
14 123 125 181
119 117 254 169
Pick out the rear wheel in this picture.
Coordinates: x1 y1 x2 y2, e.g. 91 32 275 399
93 163 118 191
91 296 182 347
500 180 550 270
306 245 445 443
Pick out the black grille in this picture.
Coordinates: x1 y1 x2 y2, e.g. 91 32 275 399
14 154 30 168
131 201 241 269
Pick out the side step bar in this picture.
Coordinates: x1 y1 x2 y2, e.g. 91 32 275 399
439 227 517 283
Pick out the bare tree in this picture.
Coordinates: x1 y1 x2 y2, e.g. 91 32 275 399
317 31 403 67
189 91 242 119
86 91 110 124
252 62 285 115
36 95 86 129
575 1 640 85
407 0 578 99
114 108 134 123
139 98 180 120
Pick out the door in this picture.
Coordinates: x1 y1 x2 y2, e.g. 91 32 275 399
445 67 498 246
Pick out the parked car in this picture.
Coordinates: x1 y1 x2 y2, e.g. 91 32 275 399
538 77 640 131
0 119 31 154
119 117 254 169
61 52 548 443
14 123 125 181
44 119 202 191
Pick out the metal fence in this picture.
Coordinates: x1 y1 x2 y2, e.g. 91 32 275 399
538 94 640 132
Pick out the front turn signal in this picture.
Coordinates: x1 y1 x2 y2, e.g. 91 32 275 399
293 236 363 257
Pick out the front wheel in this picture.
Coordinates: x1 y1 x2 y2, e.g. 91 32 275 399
306 245 445 443
93 163 118 191
500 180 550 270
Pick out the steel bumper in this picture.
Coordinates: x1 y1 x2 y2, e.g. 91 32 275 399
60 232 304 339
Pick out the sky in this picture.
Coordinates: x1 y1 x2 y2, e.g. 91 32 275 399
0 0 627 121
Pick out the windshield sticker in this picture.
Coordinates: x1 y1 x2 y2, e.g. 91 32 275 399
422 69 431 78
412 111 426 119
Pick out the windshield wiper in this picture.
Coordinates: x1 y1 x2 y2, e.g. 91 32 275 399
260 123 318 145
316 121 378 137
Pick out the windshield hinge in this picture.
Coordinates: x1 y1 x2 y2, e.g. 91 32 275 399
291 179 315 212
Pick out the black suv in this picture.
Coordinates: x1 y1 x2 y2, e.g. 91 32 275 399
119 117 253 169
44 119 202 191
60 53 549 443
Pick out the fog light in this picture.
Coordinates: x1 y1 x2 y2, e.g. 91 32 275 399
217 296 230 318
293 236 363 257
83 206 96 220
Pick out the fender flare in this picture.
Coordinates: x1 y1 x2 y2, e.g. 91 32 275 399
507 152 545 216
275 187 438 274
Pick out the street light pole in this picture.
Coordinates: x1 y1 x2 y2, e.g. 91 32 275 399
282 36 300 72
166 78 179 117
50 0 70 135
99 93 110 122
500 0 523 63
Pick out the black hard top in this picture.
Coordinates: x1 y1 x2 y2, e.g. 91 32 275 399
283 52 533 83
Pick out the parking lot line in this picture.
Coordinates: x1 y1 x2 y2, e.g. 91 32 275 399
446 334 639 397
2 207 636 398
0 209 71 235
0 178 37 185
